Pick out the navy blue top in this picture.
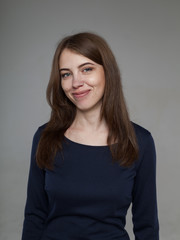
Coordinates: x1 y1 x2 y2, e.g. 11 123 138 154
22 123 159 240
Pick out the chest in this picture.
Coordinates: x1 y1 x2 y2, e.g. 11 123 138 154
44 143 136 217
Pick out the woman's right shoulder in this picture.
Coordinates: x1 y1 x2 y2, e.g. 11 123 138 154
37 123 47 132
32 123 47 143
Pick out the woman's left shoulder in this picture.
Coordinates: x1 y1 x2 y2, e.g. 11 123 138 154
131 121 155 152
131 122 156 172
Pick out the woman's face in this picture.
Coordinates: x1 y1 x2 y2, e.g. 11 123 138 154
59 49 105 112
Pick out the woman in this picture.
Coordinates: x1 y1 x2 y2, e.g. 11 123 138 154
22 32 159 240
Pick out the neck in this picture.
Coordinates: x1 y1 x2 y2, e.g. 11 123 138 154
65 105 109 146
72 107 107 132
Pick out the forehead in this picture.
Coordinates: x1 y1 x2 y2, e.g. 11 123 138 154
59 49 95 68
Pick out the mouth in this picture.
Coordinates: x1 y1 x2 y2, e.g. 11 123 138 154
72 90 91 100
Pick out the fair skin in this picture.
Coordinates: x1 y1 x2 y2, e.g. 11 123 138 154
59 48 108 146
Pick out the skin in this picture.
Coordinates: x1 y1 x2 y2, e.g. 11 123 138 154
59 49 108 145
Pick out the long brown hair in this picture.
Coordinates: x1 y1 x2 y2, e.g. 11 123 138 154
36 32 138 169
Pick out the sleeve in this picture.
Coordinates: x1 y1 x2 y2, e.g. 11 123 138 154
132 133 159 240
22 128 49 240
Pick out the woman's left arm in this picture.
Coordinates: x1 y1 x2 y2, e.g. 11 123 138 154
132 132 159 240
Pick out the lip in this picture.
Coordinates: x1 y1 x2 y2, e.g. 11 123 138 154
72 90 91 99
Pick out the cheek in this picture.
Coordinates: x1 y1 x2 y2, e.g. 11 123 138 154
90 72 105 87
97 73 105 90
61 81 71 92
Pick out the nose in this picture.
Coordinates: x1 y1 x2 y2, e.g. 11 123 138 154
72 73 84 88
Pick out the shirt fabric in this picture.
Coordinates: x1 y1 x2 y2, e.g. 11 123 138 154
22 123 159 240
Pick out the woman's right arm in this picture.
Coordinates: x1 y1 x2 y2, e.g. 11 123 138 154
22 127 48 240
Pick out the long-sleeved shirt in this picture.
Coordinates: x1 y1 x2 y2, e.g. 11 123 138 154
22 122 159 239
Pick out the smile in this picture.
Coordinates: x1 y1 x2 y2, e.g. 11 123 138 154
72 90 91 100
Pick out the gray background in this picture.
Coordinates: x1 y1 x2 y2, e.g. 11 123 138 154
1 0 180 239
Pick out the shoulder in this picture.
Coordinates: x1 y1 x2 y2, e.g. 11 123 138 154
32 123 47 145
132 122 153 142
37 123 47 133
131 122 155 157
132 122 151 138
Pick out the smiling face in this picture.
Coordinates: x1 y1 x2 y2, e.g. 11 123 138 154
59 49 105 112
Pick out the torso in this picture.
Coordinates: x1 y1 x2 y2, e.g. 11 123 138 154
64 124 109 146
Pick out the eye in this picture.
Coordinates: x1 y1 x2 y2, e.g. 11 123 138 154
83 67 93 73
61 72 71 79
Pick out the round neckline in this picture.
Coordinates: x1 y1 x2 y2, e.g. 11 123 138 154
64 136 109 148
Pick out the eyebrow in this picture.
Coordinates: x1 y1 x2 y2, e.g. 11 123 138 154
59 62 95 72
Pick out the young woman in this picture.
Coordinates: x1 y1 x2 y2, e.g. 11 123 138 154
22 32 159 240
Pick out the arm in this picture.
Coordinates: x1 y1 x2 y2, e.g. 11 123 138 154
132 133 159 240
22 127 48 240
